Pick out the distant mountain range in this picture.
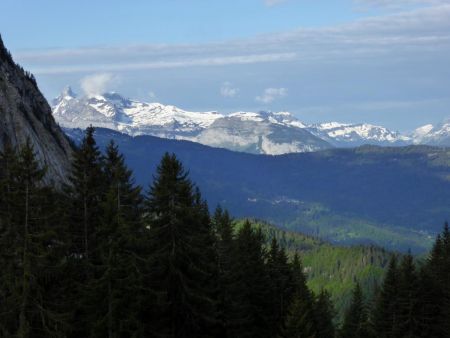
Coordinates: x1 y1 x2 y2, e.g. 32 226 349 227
53 87 449 155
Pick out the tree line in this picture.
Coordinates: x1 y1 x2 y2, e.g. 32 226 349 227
340 222 450 338
0 127 334 337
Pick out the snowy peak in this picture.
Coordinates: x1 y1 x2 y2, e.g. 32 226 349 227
314 122 350 130
227 111 307 128
52 87 450 155
412 120 450 146
52 86 76 106
196 110 328 155
125 102 221 129
52 87 328 155
62 85 76 99
52 88 223 139
308 122 410 147
412 124 434 141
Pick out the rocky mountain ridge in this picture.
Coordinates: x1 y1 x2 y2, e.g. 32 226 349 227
52 89 331 154
54 88 444 155
0 35 72 184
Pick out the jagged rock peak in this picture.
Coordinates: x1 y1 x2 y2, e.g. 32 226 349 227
62 85 76 98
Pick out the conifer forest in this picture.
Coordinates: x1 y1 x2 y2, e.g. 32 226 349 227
0 127 449 337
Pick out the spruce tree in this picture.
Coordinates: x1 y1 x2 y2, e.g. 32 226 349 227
87 141 145 337
213 206 235 337
229 220 272 338
397 252 420 337
340 282 370 338
267 238 293 336
0 141 67 336
420 223 450 338
66 126 105 262
283 252 317 338
314 289 336 338
374 255 400 337
439 222 450 337
64 126 106 336
416 264 441 338
144 153 217 337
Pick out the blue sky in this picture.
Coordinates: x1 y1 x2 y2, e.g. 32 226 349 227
1 0 450 131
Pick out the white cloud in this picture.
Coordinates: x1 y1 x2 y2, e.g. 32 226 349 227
80 73 116 96
220 82 239 98
264 0 289 7
256 87 287 104
148 91 157 100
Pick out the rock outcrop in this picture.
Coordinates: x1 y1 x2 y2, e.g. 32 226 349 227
0 35 72 184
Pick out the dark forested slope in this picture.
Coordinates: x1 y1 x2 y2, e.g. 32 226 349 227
65 127 450 252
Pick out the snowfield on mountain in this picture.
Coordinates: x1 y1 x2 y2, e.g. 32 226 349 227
52 87 450 154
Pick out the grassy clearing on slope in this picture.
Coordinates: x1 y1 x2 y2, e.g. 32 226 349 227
281 203 434 253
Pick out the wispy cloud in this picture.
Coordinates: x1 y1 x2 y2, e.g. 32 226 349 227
13 4 450 77
355 0 449 6
80 73 117 96
27 53 297 75
256 88 287 104
220 82 239 98
353 0 450 10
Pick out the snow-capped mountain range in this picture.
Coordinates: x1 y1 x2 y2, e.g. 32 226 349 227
308 122 411 147
52 87 449 155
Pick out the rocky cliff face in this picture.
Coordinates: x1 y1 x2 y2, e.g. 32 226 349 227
0 35 72 184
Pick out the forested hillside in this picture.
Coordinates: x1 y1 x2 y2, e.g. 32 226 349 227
339 223 450 338
234 220 393 321
65 127 450 252
1 127 448 337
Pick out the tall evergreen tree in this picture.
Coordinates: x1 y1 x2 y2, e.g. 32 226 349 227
416 263 442 338
439 222 450 337
283 252 317 338
267 238 293 336
340 282 370 338
419 223 450 338
212 206 235 338
397 252 420 338
87 141 145 337
374 255 400 338
0 141 67 336
64 126 106 337
229 220 272 338
66 126 105 262
144 153 217 337
314 289 336 338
